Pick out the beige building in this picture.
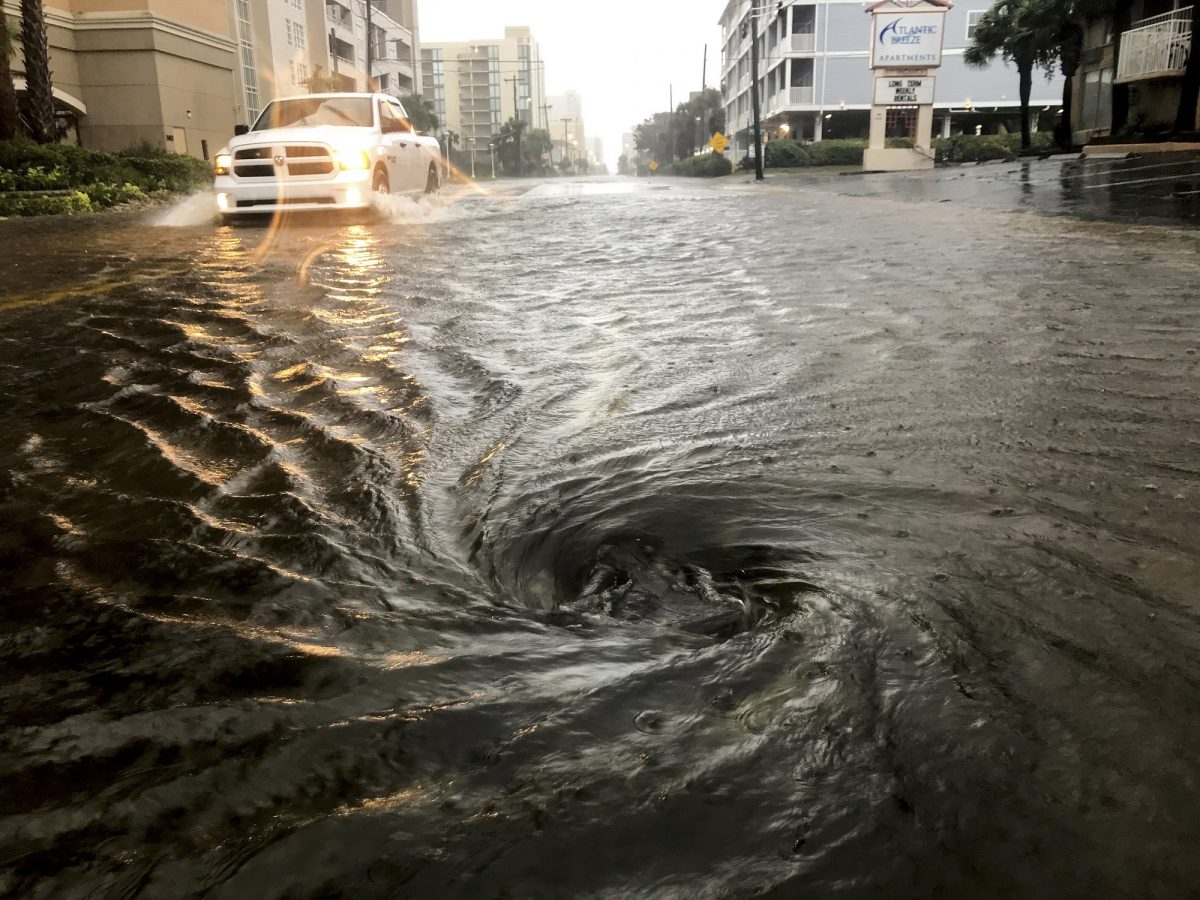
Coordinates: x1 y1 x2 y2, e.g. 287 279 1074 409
546 91 585 165
229 0 421 127
420 26 546 168
5 0 238 158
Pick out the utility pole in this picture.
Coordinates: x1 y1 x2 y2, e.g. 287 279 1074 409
364 0 373 91
702 44 707 91
560 118 573 171
667 84 674 164
749 6 764 181
539 102 554 166
504 75 523 177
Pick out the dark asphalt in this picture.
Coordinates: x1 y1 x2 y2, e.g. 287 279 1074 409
766 151 1200 225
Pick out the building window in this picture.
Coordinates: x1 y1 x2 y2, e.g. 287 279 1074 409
234 0 259 121
966 10 983 41
286 20 306 49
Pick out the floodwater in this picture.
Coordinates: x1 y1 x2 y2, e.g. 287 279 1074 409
1 179 1199 898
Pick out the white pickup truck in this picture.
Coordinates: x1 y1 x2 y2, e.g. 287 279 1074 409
213 92 442 219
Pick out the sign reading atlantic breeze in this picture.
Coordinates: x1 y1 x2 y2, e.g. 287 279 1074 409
871 13 945 67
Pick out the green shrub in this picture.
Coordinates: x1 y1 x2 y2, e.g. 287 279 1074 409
738 138 868 170
0 139 212 197
668 154 733 177
806 139 868 166
0 191 93 217
81 181 147 208
765 139 811 168
933 131 1057 163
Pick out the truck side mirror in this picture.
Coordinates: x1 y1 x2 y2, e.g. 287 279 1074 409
234 124 250 136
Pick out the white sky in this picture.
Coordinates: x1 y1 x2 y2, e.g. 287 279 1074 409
419 1 724 171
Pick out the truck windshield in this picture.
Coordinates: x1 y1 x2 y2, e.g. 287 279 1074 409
251 97 373 131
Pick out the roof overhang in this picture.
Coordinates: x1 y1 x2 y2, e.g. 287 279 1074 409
14 78 88 115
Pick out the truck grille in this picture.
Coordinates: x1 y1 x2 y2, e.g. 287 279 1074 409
233 144 335 179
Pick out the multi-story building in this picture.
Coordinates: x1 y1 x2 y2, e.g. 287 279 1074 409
5 0 239 158
586 136 604 167
547 91 586 164
718 0 1065 157
4 0 423 158
1072 0 1196 144
230 0 421 127
420 26 546 170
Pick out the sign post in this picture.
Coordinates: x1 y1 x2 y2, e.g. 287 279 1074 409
863 0 950 172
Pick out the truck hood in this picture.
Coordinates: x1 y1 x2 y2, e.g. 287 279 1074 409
228 125 376 149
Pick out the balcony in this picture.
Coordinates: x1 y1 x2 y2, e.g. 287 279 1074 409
1116 7 1192 83
789 33 815 53
789 86 815 105
326 1 353 32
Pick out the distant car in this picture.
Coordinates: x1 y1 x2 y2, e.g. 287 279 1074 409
212 92 442 220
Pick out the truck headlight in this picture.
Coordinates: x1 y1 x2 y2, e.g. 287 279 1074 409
214 153 232 175
333 148 371 171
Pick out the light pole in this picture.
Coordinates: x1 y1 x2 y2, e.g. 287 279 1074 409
469 137 476 179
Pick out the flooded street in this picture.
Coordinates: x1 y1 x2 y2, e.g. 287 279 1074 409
2 177 1199 898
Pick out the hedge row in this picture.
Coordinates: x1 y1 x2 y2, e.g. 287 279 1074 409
666 154 734 177
738 138 869 170
0 140 212 216
932 131 1058 162
0 191 93 217
735 132 1061 171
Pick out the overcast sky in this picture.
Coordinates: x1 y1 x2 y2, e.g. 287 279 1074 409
419 1 724 170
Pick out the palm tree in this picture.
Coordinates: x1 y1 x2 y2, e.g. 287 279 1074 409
0 16 19 140
964 0 1059 150
19 0 56 143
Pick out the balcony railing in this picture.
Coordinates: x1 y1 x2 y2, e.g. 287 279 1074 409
1116 7 1192 83
789 86 815 105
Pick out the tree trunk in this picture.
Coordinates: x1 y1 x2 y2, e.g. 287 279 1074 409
19 0 55 144
1057 24 1082 151
1019 58 1033 149
1111 0 1134 133
1173 2 1200 132
0 18 19 141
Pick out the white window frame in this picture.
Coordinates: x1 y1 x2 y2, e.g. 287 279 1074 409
966 10 983 41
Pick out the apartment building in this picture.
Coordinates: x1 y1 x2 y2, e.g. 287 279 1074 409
230 0 421 126
719 0 1066 157
1072 0 1197 144
4 0 238 157
420 26 546 169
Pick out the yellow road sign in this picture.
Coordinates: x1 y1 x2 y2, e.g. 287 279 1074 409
649 160 659 171
708 132 729 154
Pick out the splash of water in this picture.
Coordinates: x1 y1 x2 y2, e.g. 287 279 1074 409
370 191 461 223
152 191 218 227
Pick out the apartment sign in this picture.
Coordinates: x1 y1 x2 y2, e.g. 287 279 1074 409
874 76 935 105
870 12 946 68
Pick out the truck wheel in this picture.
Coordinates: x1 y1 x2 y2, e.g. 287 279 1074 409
373 167 390 195
425 164 440 194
